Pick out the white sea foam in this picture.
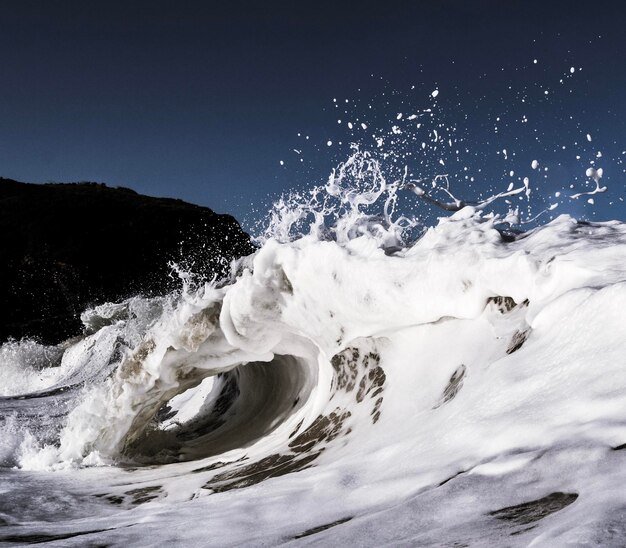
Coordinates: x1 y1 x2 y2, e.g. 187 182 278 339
1 146 625 545
0 340 64 397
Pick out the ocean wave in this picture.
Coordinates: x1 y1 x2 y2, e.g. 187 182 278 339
2 150 626 545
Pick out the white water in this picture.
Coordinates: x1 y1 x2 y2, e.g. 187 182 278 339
1 148 626 546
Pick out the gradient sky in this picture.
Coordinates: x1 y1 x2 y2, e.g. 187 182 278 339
1 0 624 228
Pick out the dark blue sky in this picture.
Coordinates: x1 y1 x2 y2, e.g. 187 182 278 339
1 0 624 228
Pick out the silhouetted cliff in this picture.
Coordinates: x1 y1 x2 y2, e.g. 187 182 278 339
0 178 256 344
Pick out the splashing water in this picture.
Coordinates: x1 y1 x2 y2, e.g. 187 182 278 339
259 143 538 251
1 91 625 546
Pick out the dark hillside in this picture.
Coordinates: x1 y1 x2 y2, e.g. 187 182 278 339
0 178 255 344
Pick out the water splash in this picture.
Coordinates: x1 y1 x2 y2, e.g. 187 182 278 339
259 144 535 249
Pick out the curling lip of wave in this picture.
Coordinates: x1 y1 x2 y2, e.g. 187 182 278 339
10 208 626 470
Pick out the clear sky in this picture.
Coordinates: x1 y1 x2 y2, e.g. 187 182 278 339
1 0 624 228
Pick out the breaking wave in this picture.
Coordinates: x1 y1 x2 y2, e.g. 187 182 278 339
2 146 626 546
